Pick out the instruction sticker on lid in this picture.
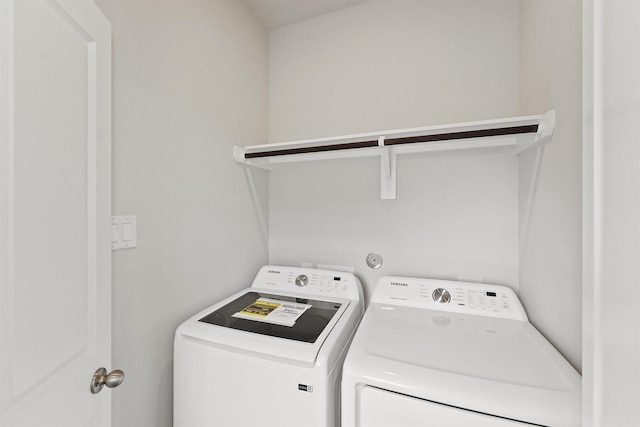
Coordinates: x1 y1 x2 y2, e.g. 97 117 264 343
232 298 311 327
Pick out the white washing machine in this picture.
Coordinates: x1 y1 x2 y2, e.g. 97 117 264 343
174 265 364 427
342 276 581 427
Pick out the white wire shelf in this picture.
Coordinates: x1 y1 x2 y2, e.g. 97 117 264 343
234 110 555 200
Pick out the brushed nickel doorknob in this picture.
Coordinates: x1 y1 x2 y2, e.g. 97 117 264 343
90 367 125 394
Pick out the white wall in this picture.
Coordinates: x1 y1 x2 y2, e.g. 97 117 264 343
94 2 268 426
270 0 519 143
518 0 582 371
268 0 521 299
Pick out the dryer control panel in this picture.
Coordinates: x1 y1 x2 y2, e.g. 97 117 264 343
251 265 363 302
371 276 527 321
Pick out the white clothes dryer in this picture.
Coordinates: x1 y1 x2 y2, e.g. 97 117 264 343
174 265 364 427
342 276 581 427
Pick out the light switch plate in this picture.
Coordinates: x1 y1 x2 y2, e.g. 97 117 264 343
111 215 137 250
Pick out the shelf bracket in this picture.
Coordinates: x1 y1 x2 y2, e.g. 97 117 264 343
516 110 555 154
233 145 270 171
379 136 397 200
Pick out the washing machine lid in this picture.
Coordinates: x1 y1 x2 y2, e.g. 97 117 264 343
199 291 341 343
346 302 581 426
177 287 357 368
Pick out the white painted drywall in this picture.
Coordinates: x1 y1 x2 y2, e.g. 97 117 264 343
518 0 582 371
268 0 520 298
269 0 519 143
94 2 268 426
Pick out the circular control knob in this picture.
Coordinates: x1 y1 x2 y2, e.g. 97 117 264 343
432 288 451 303
295 275 309 287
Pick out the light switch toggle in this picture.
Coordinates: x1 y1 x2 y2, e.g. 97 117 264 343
111 215 137 250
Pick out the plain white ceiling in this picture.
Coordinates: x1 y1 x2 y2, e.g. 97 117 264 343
244 0 369 30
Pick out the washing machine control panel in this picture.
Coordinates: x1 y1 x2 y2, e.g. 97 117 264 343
251 265 362 301
371 276 527 321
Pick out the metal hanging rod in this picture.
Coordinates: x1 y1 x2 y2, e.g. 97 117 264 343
383 124 539 146
243 123 540 159
244 140 379 159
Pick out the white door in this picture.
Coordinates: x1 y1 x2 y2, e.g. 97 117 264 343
0 0 113 426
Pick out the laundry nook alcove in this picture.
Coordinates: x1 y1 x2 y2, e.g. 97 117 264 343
235 111 555 303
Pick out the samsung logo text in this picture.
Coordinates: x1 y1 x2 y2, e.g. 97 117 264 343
390 282 408 287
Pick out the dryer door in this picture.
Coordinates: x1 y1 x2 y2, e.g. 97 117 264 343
359 387 531 427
